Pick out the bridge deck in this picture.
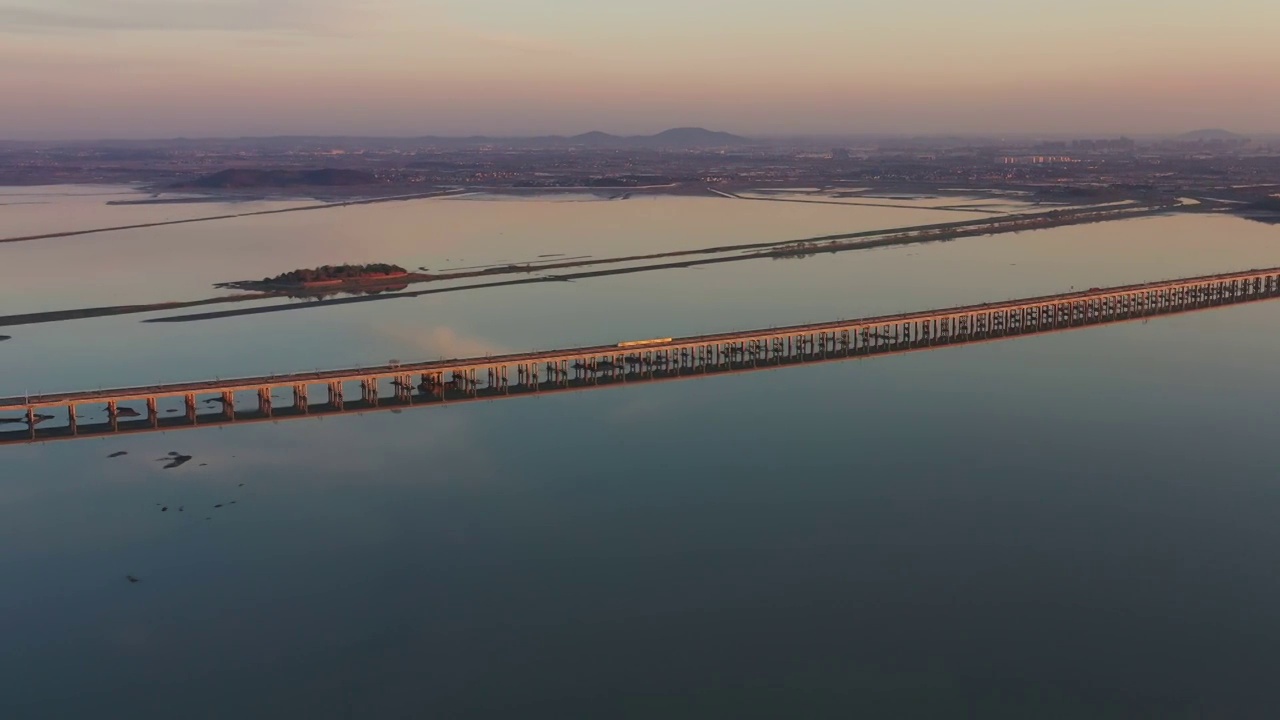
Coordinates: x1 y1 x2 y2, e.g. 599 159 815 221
5 264 1279 409
4 264 1280 444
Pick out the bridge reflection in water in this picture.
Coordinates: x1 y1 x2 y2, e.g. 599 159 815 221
5 265 1280 445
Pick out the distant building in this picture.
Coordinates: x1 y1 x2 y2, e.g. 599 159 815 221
830 147 850 161
999 155 1075 165
1071 137 1136 153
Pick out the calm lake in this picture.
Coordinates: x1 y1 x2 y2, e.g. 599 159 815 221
4 187 1280 717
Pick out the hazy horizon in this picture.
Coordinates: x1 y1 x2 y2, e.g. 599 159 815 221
3 127 1275 146
3 0 1279 140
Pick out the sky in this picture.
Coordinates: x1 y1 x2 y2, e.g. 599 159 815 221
1 0 1278 140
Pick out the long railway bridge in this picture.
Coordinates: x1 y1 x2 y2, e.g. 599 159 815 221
5 266 1280 445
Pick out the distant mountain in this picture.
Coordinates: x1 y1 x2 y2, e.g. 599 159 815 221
557 127 749 149
186 168 378 189
568 131 624 146
24 128 754 151
644 127 749 147
438 127 751 149
1177 128 1247 141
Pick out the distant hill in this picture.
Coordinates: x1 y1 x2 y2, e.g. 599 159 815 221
1177 129 1248 141
643 127 748 148
412 127 752 149
37 128 754 152
569 131 624 146
186 168 378 189
558 127 749 149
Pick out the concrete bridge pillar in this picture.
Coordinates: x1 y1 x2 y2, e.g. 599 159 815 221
258 388 272 416
293 385 308 413
185 394 197 424
68 404 77 436
147 397 159 428
107 400 118 431
222 391 236 420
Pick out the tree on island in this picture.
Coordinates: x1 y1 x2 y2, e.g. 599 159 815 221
263 263 407 285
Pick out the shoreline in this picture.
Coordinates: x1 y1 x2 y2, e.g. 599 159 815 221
0 181 1125 245
0 188 470 244
0 200 1173 329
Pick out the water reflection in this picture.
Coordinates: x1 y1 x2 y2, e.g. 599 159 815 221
5 190 1280 716
5 306 1280 716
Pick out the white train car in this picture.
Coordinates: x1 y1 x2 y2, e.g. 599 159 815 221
616 338 673 349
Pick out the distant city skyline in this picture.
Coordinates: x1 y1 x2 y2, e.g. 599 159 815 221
2 0 1278 140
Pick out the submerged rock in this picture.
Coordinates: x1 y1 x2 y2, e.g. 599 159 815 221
161 454 193 470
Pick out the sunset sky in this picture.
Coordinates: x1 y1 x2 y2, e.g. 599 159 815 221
2 0 1278 139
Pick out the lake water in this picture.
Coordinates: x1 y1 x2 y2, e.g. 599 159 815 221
4 187 1280 717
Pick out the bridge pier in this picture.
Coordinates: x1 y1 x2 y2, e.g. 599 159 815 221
185 394 197 424
293 385 308 413
258 388 272 417
107 400 118 431
147 397 159 428
68 403 77 436
222 391 236 421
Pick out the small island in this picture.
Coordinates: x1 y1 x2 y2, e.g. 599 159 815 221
1244 197 1280 212
228 263 410 291
1235 196 1280 224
